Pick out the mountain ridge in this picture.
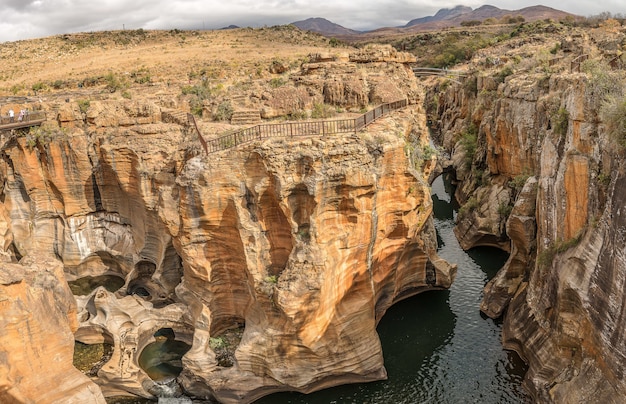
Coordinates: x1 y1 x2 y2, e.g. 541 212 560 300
291 4 576 37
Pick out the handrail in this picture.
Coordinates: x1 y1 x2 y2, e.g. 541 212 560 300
412 67 468 76
412 67 467 85
193 99 408 154
571 54 589 73
0 110 46 130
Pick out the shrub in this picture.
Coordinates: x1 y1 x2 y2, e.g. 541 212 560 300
538 233 583 269
288 110 307 120
104 72 126 93
25 126 66 149
209 337 226 350
582 59 624 112
310 103 336 119
214 101 233 121
329 37 342 47
461 20 482 27
509 172 531 193
32 82 46 92
77 99 90 114
552 107 569 137
495 66 514 84
498 201 513 218
269 77 286 88
459 125 478 169
601 94 626 147
458 195 479 217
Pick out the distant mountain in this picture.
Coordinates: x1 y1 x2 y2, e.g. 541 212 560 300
404 5 575 31
290 6 576 39
291 17 360 36
405 5 473 27
220 25 240 30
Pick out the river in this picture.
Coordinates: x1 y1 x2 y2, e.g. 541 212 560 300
104 173 529 403
256 173 529 403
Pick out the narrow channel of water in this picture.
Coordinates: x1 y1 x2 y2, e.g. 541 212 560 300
257 173 529 403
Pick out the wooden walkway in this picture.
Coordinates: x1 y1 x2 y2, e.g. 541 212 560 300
412 67 468 84
189 100 408 154
0 111 46 131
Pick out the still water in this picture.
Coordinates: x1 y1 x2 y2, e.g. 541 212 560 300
257 173 529 403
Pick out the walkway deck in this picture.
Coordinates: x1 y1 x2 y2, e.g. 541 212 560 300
0 111 46 131
189 99 408 154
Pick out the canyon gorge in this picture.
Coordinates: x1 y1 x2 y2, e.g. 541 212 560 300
0 36 455 403
1 18 626 404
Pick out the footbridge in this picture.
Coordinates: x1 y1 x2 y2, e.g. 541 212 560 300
412 67 468 84
189 99 409 154
0 111 46 131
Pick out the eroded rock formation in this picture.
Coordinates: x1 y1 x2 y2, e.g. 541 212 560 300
0 257 106 403
430 23 626 403
0 44 455 403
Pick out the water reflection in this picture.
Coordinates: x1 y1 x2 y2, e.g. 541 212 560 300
68 275 125 295
138 329 191 382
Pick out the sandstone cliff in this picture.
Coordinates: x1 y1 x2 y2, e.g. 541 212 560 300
0 41 454 403
429 21 626 402
0 258 106 403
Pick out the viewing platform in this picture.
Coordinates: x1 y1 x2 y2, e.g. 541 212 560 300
0 111 46 131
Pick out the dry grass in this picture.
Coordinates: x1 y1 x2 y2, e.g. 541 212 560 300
0 26 353 98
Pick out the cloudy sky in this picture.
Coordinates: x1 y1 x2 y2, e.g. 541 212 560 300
1 0 624 43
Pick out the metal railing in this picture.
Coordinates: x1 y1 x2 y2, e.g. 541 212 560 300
412 67 468 84
196 99 408 154
0 110 46 130
571 54 589 73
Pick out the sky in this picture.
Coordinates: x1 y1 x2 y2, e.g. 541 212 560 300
1 0 624 43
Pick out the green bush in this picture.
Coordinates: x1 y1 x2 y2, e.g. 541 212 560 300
538 233 583 269
497 201 513 218
495 66 514 84
459 125 478 169
509 172 531 192
458 195 479 217
582 59 624 112
77 99 90 114
269 77 286 88
310 103 336 119
552 107 569 137
601 94 626 147
288 110 307 120
32 82 46 92
209 337 226 350
214 101 233 121
104 71 127 93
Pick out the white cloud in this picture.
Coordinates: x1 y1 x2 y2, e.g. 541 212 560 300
0 0 624 42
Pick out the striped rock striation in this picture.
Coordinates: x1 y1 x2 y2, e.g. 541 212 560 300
0 46 455 403
430 24 626 403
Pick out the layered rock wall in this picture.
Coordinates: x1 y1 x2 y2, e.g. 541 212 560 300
0 47 454 403
430 25 626 402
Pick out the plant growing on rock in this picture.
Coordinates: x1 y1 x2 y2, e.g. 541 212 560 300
601 94 626 147
104 71 125 93
552 107 569 137
459 124 478 169
458 195 479 217
25 126 66 149
214 101 234 121
310 103 336 119
77 99 90 114
582 59 624 113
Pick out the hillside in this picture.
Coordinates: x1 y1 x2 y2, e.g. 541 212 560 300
291 17 360 36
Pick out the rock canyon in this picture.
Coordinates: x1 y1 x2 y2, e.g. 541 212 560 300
1 17 626 404
0 30 454 403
